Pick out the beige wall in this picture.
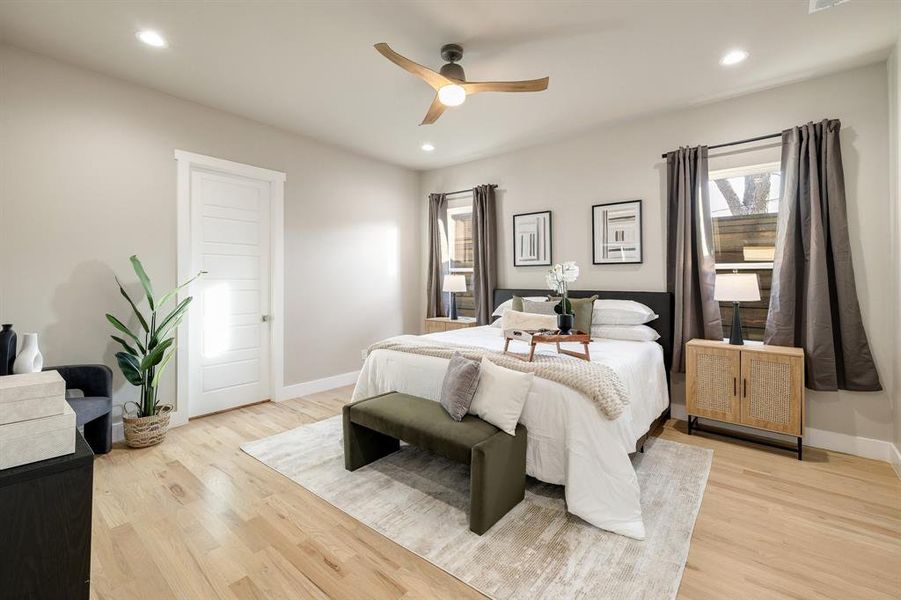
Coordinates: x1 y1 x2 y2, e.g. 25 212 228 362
420 63 894 444
890 35 901 463
0 46 420 418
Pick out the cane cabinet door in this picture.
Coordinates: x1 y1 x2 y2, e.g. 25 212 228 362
686 341 741 423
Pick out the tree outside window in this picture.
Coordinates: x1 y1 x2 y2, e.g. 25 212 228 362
708 163 781 341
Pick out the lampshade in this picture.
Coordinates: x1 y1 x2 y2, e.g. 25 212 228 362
443 274 466 293
714 273 761 302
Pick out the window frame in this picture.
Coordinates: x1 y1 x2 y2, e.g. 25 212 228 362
709 161 781 272
446 203 474 274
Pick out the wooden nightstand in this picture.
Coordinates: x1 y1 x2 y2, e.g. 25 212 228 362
424 317 477 334
685 339 805 459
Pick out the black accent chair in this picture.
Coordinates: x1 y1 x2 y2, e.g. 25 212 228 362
45 364 113 454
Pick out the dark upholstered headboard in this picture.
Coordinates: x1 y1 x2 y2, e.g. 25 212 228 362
492 289 675 373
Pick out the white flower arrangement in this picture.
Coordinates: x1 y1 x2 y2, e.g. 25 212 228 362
546 261 580 315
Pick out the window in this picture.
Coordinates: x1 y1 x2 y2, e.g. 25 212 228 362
447 205 474 272
708 162 781 341
446 203 475 318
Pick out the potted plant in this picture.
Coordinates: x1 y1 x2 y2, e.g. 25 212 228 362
546 261 580 334
107 256 202 448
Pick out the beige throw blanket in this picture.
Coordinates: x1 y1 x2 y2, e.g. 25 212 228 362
367 338 628 420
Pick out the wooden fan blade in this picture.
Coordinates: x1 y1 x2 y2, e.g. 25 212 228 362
420 95 446 125
374 43 452 91
462 77 549 94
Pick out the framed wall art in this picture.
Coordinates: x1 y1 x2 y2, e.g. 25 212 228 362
513 211 552 267
592 200 642 264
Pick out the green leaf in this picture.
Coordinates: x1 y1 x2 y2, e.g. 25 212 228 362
140 337 173 370
130 255 155 311
116 277 149 333
156 270 206 308
553 297 573 315
150 347 176 388
115 352 144 386
111 335 138 356
153 297 192 342
106 314 146 353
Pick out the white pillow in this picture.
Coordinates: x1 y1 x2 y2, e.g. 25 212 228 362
591 324 660 342
592 299 658 326
491 296 547 317
469 358 533 435
501 309 557 331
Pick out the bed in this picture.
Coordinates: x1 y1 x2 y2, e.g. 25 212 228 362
352 289 674 540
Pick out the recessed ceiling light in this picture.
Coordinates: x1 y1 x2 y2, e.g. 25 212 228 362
421 143 435 152
136 30 167 48
720 49 748 66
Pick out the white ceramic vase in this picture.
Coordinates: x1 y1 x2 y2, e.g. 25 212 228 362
13 333 43 374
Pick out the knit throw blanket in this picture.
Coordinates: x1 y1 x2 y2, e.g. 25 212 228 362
367 337 628 420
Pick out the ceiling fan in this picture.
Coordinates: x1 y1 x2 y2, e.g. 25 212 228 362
374 42 549 125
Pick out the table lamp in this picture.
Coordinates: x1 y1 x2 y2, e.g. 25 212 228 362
443 274 466 320
714 272 761 345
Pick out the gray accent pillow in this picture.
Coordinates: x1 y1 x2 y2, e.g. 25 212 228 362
439 353 481 421
522 298 557 316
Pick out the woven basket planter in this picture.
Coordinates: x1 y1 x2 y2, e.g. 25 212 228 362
123 405 172 448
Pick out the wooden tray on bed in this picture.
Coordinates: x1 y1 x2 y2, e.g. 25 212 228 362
503 329 591 362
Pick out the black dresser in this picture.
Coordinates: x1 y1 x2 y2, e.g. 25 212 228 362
0 431 94 599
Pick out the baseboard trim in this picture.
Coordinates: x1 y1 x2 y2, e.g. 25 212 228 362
890 443 901 480
276 370 360 401
112 421 124 444
804 427 896 463
671 404 895 463
111 372 362 440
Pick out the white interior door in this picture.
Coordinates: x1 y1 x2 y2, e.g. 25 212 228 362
188 169 271 417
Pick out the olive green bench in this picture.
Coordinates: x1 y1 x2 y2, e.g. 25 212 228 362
343 391 527 535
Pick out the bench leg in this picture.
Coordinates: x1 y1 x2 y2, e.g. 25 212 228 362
342 405 399 471
469 423 527 535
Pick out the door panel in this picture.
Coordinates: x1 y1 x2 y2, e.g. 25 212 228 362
686 344 741 422
202 359 260 392
190 170 271 417
740 350 802 435
202 254 261 280
202 216 260 245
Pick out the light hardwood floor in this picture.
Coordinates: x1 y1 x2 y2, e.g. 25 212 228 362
90 387 901 600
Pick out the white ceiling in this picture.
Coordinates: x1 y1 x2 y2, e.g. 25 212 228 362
1 1 898 170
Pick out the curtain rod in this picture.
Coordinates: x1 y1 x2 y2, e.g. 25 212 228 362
443 184 498 197
660 132 782 159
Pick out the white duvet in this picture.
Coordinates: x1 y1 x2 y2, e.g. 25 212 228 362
352 325 669 539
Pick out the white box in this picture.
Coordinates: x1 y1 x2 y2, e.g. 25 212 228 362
0 371 66 425
0 403 76 469
0 394 67 425
0 370 65 401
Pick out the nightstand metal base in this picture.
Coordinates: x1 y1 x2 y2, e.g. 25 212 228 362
687 415 803 460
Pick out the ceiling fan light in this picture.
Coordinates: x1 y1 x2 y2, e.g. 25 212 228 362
438 84 466 107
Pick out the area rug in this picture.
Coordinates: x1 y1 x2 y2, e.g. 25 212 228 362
241 416 712 600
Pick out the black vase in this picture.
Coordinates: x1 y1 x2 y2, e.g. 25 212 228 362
0 324 16 376
556 314 574 334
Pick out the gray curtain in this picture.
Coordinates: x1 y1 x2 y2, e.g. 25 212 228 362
765 120 881 391
426 193 448 318
666 146 723 372
472 185 497 325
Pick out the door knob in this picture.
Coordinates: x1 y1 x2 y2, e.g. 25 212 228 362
261 314 271 323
